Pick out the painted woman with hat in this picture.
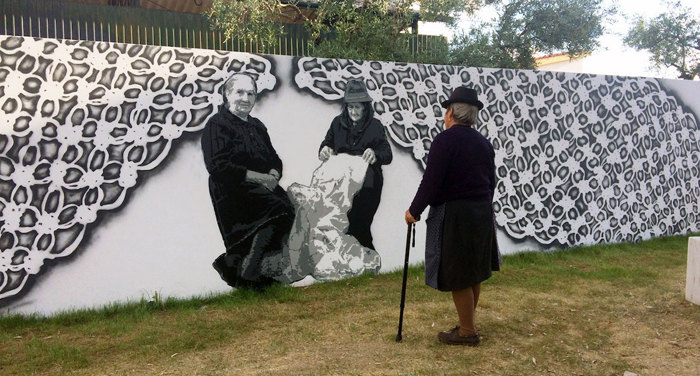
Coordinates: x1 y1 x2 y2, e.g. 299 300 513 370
319 79 393 250
405 86 499 346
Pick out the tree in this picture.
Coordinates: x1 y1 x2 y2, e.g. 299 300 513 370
206 0 612 67
205 0 307 53
624 1 700 80
451 0 615 69
308 0 448 63
306 0 416 62
449 28 505 67
206 0 489 62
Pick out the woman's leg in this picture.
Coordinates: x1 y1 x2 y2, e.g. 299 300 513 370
451 284 481 337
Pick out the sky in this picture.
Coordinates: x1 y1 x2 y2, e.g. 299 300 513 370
576 0 699 79
420 0 700 80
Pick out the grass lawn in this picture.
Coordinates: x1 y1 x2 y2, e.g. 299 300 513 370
1 234 699 375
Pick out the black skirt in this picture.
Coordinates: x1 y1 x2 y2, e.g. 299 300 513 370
425 198 500 291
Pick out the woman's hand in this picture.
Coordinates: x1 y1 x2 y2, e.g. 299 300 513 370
259 174 278 191
245 170 278 192
405 210 419 224
319 146 336 162
362 148 376 164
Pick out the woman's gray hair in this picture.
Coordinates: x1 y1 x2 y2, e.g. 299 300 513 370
223 73 258 96
450 102 479 126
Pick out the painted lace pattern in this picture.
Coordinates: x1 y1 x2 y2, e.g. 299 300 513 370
0 36 276 300
294 58 700 247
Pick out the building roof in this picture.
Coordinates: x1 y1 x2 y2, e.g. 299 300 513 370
535 52 572 67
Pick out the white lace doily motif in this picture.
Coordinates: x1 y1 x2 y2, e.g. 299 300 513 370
294 58 700 247
0 36 276 301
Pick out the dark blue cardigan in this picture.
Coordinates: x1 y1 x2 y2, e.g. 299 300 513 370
409 124 496 217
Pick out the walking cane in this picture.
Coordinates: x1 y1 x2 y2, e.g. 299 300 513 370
396 222 415 343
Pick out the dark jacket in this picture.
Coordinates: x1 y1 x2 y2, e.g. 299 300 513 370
409 124 496 218
201 107 294 251
319 107 392 188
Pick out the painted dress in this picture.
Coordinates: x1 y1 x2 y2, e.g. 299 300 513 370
201 108 294 254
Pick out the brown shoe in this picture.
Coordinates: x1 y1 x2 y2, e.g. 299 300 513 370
438 327 480 346
446 325 460 334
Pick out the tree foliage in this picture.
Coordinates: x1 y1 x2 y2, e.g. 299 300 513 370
205 0 306 53
450 28 507 68
624 1 700 80
207 0 485 62
307 0 472 63
451 0 614 69
417 0 490 26
206 0 612 68
306 0 416 62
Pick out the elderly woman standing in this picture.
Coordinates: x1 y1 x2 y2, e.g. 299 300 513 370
319 79 392 250
405 87 499 346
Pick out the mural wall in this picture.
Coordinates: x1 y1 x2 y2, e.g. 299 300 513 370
1 36 699 314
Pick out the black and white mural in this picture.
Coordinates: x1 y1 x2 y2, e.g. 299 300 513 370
202 74 387 289
1 36 698 314
294 58 700 246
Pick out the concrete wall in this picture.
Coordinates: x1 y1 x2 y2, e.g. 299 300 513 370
1 36 699 315
687 237 700 306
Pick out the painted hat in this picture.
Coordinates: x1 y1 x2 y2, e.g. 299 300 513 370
441 86 484 110
344 79 373 103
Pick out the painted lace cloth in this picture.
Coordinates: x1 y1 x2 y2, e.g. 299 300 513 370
262 154 381 282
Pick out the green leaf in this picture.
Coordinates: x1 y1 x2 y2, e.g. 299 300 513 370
623 0 700 80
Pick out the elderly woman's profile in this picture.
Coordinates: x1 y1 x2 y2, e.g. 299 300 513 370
200 72 294 290
405 86 500 346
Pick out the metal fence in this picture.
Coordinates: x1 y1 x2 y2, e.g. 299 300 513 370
0 0 444 58
0 0 310 55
